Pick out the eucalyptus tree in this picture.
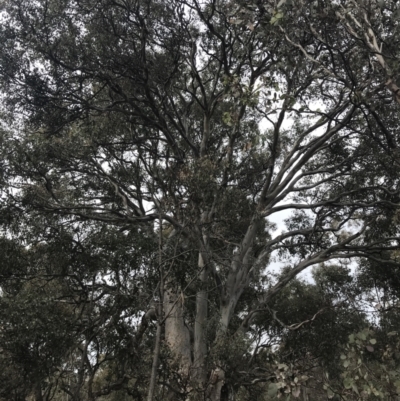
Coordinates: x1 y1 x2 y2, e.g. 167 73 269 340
0 0 400 400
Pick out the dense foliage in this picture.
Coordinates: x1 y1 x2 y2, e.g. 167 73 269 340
0 0 400 400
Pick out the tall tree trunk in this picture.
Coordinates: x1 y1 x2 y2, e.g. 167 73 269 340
147 322 162 401
164 284 192 376
147 214 165 401
193 252 208 391
209 218 260 401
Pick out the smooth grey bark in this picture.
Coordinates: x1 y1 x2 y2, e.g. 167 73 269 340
164 285 192 376
147 217 165 401
193 252 208 388
208 368 225 401
193 210 211 391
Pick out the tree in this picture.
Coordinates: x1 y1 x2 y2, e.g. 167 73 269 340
0 219 158 401
0 0 400 400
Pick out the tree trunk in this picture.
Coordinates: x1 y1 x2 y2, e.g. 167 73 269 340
193 252 208 392
164 285 192 377
208 368 225 401
147 322 162 401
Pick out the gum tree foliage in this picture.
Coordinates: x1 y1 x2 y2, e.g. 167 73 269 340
0 220 157 401
0 0 400 400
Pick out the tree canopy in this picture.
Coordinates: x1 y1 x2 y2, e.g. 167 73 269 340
0 0 400 400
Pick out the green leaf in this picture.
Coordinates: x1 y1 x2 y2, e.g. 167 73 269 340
344 377 353 389
357 332 367 341
268 383 278 398
270 16 278 25
270 11 284 25
327 388 335 399
222 112 233 126
370 338 377 344
352 383 359 395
